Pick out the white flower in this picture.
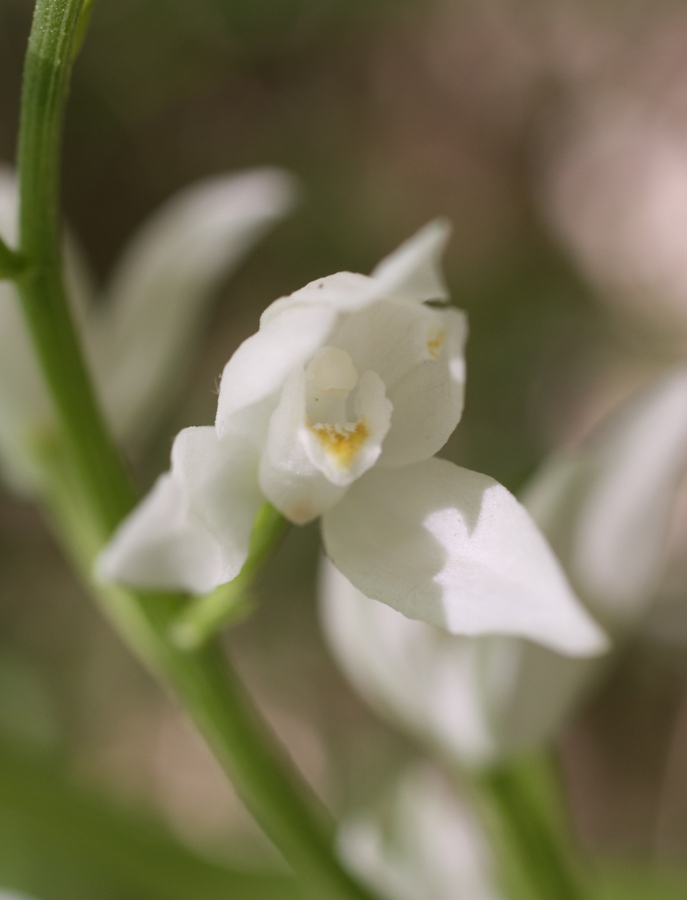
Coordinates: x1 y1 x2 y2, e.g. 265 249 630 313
542 98 687 340
320 368 687 765
338 765 501 900
0 165 296 490
101 222 605 654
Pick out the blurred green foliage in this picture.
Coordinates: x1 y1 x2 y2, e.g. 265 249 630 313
0 741 305 900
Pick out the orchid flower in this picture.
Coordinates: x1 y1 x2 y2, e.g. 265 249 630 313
101 221 604 654
320 368 687 765
338 765 501 900
0 164 296 490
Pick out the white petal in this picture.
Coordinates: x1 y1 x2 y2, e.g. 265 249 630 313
91 169 297 441
478 638 600 757
258 368 347 524
370 219 452 303
171 425 263 565
216 304 338 432
338 766 500 900
98 473 227 593
321 458 607 656
0 165 18 245
331 300 467 466
322 557 604 766
259 272 378 328
259 218 452 329
99 426 262 593
320 559 498 766
523 367 687 625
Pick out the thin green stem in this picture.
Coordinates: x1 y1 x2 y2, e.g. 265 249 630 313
15 0 136 537
12 4 381 897
48 480 375 899
171 504 289 650
476 759 590 900
35 412 377 900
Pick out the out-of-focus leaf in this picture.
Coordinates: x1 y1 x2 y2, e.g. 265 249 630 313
0 651 59 750
0 743 306 900
593 865 687 900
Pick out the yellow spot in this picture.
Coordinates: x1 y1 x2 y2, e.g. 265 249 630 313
310 420 369 469
427 328 445 360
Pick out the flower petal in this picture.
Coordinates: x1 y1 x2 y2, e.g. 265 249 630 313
259 219 451 328
321 458 607 656
338 766 499 900
523 367 687 625
478 637 599 758
98 472 227 593
258 368 348 524
320 558 498 766
216 304 338 432
91 169 297 441
99 426 262 593
331 300 467 466
259 272 377 328
370 218 452 303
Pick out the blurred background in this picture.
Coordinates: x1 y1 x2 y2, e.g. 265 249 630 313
1 0 687 893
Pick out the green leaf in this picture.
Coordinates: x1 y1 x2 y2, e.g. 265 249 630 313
594 865 687 900
0 741 306 900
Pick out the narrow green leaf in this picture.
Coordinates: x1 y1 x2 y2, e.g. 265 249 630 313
593 865 687 900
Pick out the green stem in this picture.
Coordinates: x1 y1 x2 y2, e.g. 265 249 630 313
171 504 289 650
15 0 136 537
476 759 590 900
55 498 375 899
14 5 379 895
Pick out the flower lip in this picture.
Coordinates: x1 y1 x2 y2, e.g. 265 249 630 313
300 348 393 487
308 420 371 471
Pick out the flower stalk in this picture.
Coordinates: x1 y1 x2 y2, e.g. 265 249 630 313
15 0 136 537
475 758 590 900
171 503 288 650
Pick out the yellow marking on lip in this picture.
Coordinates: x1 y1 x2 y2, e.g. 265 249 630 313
427 328 446 360
310 420 369 469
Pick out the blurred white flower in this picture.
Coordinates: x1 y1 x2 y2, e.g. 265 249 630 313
0 165 296 490
321 368 687 765
338 765 501 900
542 102 687 339
101 222 604 654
